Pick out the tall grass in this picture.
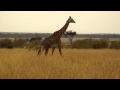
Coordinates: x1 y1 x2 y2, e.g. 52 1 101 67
0 48 120 79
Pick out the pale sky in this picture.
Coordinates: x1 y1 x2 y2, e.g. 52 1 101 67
0 11 120 34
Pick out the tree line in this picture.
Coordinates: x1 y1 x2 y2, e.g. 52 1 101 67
0 37 120 50
71 38 120 49
1 32 120 38
0 37 42 49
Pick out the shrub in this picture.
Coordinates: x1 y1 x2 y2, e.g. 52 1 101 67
71 38 111 49
0 39 13 48
7 44 13 49
110 41 120 49
13 38 26 48
72 39 92 49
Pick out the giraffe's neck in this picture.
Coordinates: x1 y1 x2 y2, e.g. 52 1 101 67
51 21 70 38
60 21 70 33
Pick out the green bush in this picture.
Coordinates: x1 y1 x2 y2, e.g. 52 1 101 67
0 39 13 48
71 38 111 49
72 39 92 49
7 44 13 49
92 39 109 49
110 41 120 49
13 38 26 48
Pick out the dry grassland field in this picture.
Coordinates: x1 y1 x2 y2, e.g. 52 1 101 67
0 48 120 79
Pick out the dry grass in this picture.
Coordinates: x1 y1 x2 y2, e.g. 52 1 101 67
0 48 120 79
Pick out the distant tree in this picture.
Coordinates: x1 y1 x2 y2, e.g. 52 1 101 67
64 30 77 44
29 36 42 42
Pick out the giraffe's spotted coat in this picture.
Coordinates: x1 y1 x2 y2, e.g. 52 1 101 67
37 16 75 56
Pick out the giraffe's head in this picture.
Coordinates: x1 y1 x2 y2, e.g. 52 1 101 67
68 16 76 23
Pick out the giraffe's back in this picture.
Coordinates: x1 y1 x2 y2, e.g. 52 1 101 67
41 36 61 47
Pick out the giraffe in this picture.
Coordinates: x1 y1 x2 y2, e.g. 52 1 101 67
37 16 75 56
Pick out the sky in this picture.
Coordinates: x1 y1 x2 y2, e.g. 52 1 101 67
0 11 120 34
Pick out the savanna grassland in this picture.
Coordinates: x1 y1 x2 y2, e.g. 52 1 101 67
0 48 120 79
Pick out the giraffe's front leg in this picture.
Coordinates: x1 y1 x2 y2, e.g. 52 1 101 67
45 47 49 56
37 46 45 56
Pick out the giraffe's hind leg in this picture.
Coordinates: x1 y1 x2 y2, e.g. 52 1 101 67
51 47 56 55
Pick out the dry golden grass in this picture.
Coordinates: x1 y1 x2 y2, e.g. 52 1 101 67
0 48 120 79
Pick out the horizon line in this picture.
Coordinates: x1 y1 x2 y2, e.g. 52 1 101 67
0 31 120 35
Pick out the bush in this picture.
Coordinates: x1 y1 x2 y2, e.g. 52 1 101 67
71 38 111 49
71 39 92 49
13 38 26 48
0 39 13 48
26 37 42 49
110 41 120 49
7 44 13 49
